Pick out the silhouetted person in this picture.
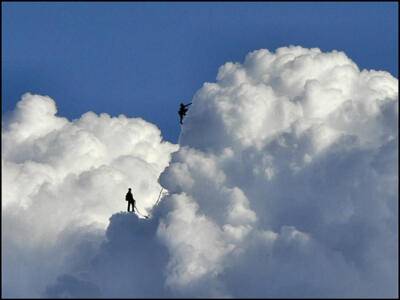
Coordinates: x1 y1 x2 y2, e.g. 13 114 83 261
178 102 192 124
125 188 136 212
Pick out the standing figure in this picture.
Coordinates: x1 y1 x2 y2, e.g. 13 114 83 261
125 188 136 212
178 102 192 124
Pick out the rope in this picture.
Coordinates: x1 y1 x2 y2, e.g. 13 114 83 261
134 206 149 219
128 187 165 219
154 187 164 207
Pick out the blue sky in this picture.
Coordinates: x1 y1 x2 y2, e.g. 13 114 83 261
2 2 398 143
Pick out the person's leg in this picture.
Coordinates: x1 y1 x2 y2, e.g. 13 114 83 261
127 202 131 212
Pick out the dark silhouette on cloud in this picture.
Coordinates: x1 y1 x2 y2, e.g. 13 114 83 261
125 188 136 212
178 103 192 124
125 187 151 218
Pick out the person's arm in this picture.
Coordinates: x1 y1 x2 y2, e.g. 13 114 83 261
185 103 192 107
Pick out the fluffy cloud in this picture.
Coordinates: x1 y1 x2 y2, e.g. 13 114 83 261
2 46 398 298
158 46 398 297
2 93 177 297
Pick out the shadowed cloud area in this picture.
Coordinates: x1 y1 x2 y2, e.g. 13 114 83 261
2 46 398 297
45 213 170 298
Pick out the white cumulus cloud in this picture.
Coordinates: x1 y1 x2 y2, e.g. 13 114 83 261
2 46 398 298
2 93 178 297
158 45 398 297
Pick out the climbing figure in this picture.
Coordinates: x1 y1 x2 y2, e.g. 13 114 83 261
125 188 136 212
178 102 192 124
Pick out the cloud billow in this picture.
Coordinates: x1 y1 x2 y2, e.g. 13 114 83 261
2 93 177 297
2 46 398 298
159 46 398 297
